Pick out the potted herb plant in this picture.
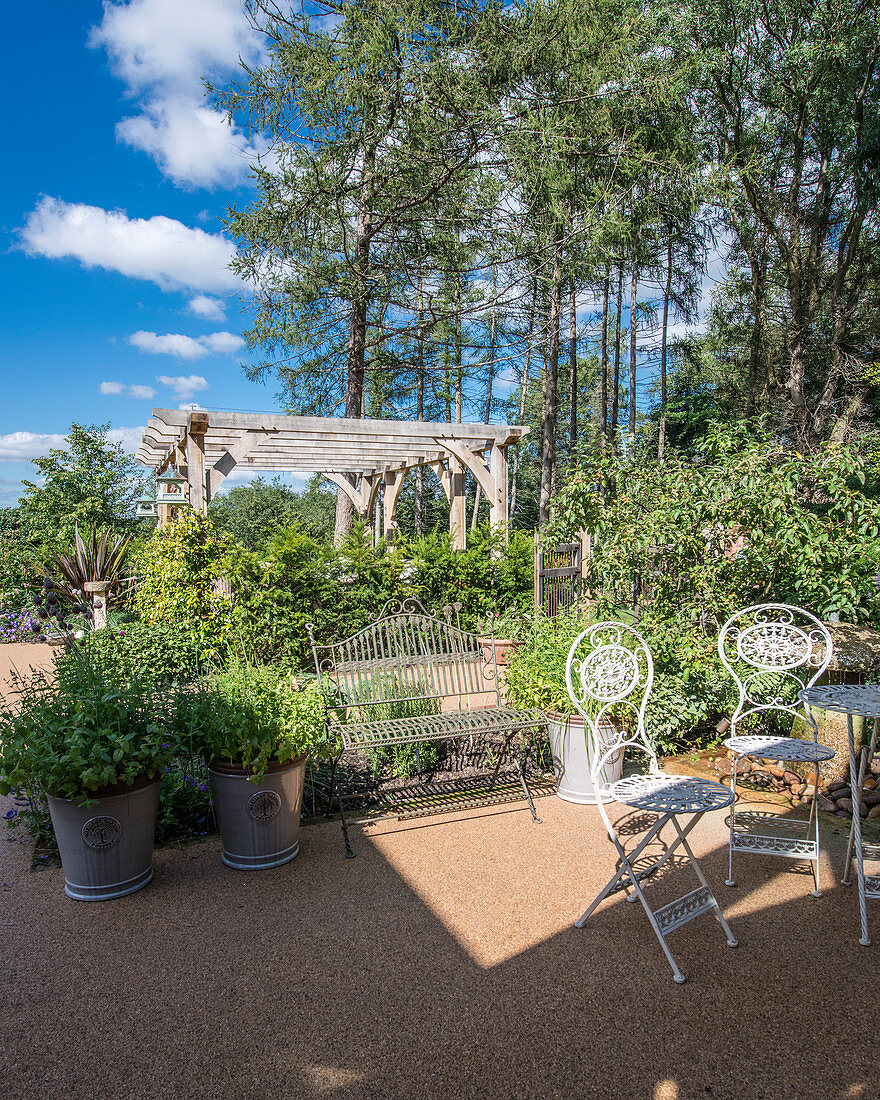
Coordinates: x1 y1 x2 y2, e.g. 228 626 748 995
0 651 173 901
197 664 328 870
505 611 624 803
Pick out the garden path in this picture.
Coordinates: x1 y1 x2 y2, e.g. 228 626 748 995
0 782 876 1098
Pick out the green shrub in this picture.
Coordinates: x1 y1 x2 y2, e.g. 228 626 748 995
67 622 204 689
132 511 246 663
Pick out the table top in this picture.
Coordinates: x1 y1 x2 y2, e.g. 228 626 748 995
800 684 880 719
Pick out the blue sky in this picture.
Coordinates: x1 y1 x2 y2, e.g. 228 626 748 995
0 0 723 508
0 0 283 506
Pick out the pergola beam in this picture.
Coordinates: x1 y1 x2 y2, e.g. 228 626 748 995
138 410 528 545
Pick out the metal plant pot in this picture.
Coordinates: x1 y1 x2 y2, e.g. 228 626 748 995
47 775 161 902
546 711 623 804
209 756 307 870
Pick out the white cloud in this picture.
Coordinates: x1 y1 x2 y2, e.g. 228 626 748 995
100 380 125 395
179 402 207 411
198 331 244 355
90 0 266 188
157 374 210 400
0 432 67 461
132 331 207 360
130 329 243 360
187 294 226 322
21 197 239 293
107 427 147 454
0 427 145 461
128 384 157 399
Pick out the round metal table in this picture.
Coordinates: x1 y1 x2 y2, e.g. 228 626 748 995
799 685 880 945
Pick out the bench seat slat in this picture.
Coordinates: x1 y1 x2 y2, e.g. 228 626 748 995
340 706 545 749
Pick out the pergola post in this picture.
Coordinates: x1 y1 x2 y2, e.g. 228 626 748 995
490 442 509 534
449 457 466 551
185 412 209 514
383 469 404 542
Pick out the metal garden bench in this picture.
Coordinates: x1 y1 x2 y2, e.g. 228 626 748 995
307 599 547 857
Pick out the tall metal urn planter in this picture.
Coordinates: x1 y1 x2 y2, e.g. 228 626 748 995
209 755 307 870
47 775 161 901
546 711 623 804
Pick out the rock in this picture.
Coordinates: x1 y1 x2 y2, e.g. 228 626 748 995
861 790 880 807
738 760 752 776
714 759 733 777
803 784 816 798
816 794 839 813
826 779 848 793
793 782 807 797
863 776 877 790
829 787 852 802
783 770 801 787
766 765 786 779
838 798 869 817
868 805 880 820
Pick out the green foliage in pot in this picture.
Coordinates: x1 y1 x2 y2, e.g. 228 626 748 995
0 658 175 802
197 663 331 781
504 611 599 715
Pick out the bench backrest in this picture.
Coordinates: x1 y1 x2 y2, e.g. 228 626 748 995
307 600 501 719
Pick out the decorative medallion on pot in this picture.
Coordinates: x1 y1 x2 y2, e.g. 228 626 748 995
247 789 282 822
81 816 122 849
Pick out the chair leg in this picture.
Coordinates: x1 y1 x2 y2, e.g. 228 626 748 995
670 819 738 948
808 760 822 897
726 754 739 887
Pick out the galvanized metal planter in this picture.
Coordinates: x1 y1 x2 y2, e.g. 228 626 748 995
545 711 623 804
209 756 306 870
47 775 160 902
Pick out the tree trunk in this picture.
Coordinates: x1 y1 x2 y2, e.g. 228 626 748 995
540 234 563 525
610 264 623 450
334 147 374 545
658 237 672 460
510 279 537 524
415 275 425 535
628 264 638 455
569 278 577 459
599 263 610 454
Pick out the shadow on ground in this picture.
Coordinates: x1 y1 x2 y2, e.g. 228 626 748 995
1 788 876 1100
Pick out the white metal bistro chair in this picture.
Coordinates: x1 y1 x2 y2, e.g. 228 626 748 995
565 622 738 984
718 603 835 896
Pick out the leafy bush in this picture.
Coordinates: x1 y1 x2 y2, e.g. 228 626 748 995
548 424 880 623
0 662 174 800
132 511 244 663
69 622 204 689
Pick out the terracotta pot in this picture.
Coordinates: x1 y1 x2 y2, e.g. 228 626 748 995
478 637 521 666
47 774 160 902
208 755 307 870
545 711 623 804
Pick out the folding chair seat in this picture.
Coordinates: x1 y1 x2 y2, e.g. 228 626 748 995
718 604 835 896
566 621 737 984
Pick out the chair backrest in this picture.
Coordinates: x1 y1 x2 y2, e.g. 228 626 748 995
565 621 657 791
717 603 833 737
307 598 501 718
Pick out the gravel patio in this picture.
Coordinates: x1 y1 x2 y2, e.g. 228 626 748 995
2 778 878 1100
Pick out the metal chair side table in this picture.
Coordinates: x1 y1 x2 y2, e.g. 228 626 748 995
799 684 880 946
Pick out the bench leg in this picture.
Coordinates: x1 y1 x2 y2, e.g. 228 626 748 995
335 772 356 859
514 755 541 824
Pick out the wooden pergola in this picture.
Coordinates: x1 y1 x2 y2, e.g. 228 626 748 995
136 409 530 547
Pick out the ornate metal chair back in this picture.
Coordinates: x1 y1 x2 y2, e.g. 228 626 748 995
308 599 500 718
565 621 656 796
717 603 833 738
